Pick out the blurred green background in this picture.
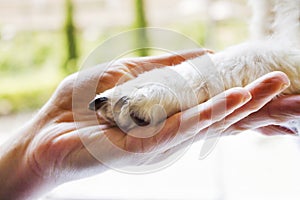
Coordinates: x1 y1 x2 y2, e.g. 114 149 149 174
0 0 249 115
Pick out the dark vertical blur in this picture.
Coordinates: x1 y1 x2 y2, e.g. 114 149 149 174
134 0 149 56
63 0 78 75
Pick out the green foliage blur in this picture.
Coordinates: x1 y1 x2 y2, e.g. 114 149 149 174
0 31 63 114
0 0 79 115
134 0 149 57
63 0 78 75
0 0 248 115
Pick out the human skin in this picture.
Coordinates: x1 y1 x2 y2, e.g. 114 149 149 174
0 49 297 200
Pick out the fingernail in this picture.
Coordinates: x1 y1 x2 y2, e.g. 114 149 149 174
280 83 290 91
242 91 252 103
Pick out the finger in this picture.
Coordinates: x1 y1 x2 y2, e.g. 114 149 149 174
94 49 213 93
170 72 292 155
83 88 250 156
119 49 213 77
204 71 290 137
143 48 214 66
230 95 300 135
255 125 298 136
124 87 251 153
123 48 213 70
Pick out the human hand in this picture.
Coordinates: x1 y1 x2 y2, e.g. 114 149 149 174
0 48 294 200
225 94 300 136
187 71 299 146
0 49 217 199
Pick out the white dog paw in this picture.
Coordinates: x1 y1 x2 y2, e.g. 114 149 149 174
89 84 179 131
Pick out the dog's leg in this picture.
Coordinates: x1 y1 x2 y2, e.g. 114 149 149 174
90 55 215 130
249 0 275 39
91 42 300 130
272 0 300 46
249 0 300 45
91 1 300 131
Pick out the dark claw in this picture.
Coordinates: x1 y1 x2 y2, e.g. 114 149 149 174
89 97 108 111
130 112 150 126
113 96 130 113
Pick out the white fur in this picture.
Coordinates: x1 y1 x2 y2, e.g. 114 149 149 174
94 0 300 131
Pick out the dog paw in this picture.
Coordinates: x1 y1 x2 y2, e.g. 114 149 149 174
88 65 202 131
89 83 179 131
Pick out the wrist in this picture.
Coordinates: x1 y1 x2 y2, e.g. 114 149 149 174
0 116 55 200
